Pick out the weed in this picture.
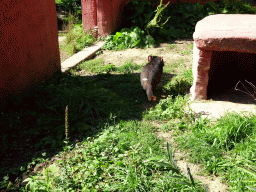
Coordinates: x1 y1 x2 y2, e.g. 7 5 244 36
179 49 193 55
146 0 170 34
73 58 142 75
163 68 193 97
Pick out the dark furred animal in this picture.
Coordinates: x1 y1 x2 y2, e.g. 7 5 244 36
140 56 164 101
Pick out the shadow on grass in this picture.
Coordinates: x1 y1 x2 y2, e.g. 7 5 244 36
0 70 186 185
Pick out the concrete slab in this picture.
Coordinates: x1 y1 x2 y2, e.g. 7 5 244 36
188 101 256 120
61 41 105 72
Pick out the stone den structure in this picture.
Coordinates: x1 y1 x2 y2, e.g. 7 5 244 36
190 14 256 101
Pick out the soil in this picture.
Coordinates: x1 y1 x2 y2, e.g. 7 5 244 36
59 37 256 191
94 39 194 72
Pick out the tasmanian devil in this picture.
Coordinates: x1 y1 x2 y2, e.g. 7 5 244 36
140 55 164 101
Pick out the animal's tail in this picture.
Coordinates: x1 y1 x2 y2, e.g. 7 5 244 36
146 86 153 101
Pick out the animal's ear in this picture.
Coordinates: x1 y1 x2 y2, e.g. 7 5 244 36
161 57 164 65
148 55 152 61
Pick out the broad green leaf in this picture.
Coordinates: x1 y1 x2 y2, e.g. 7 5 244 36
113 32 122 42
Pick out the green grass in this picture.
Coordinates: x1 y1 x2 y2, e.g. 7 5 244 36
72 58 106 73
117 60 142 74
144 94 190 121
0 39 205 191
0 53 205 191
60 24 96 56
3 0 256 191
4 32 256 191
72 58 142 75
167 44 177 50
22 121 204 191
175 112 256 191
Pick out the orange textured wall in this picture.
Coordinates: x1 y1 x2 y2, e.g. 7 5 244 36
82 0 127 37
0 0 60 102
82 0 97 32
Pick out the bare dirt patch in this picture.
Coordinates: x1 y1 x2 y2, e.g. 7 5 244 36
94 39 194 74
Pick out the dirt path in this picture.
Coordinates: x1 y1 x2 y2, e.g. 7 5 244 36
155 127 229 192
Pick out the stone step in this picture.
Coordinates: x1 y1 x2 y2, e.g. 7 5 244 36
61 41 105 73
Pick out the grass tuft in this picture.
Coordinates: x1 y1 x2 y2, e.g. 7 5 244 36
63 24 96 56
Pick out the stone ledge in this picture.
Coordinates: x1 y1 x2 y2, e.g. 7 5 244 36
61 41 104 72
194 14 256 53
191 14 256 100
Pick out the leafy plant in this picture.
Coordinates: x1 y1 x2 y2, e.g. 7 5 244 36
122 0 256 42
123 0 207 41
208 0 256 14
24 164 61 191
102 26 155 50
122 0 160 30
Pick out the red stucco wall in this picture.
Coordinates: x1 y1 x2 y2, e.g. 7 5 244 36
81 0 97 33
0 0 60 102
82 0 128 37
